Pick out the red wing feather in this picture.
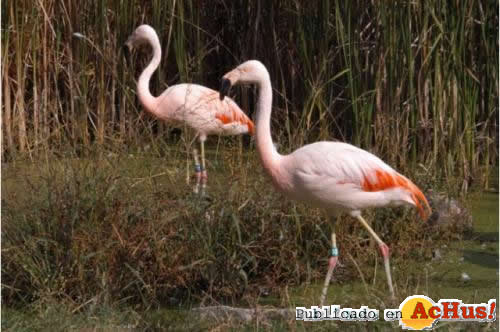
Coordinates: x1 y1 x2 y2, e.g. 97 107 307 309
215 102 254 135
362 169 431 220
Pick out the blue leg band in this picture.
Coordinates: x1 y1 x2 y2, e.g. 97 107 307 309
329 247 339 257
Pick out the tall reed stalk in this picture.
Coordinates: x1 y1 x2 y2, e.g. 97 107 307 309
2 0 498 191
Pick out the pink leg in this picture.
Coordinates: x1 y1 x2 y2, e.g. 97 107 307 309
193 148 201 194
378 243 394 298
320 233 338 307
356 215 395 299
200 170 207 195
200 139 207 195
328 256 338 270
379 243 390 258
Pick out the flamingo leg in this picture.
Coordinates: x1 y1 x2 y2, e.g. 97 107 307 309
193 148 201 194
184 131 196 186
200 139 207 195
186 155 190 185
356 215 395 300
320 232 338 307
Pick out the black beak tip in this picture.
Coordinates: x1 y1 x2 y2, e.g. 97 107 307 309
122 44 132 66
122 44 130 57
219 78 231 101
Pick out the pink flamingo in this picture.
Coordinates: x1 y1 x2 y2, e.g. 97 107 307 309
124 25 254 193
219 60 431 303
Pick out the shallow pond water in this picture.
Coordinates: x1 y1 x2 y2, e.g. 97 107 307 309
284 192 499 306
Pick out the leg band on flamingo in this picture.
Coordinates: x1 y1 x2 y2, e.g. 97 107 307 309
194 164 201 173
329 247 339 257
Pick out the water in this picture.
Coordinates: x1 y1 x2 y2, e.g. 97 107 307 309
285 192 499 307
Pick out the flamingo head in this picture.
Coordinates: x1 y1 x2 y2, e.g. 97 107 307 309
124 24 157 53
219 60 269 100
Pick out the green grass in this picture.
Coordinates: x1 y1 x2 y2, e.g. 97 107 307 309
2 146 497 330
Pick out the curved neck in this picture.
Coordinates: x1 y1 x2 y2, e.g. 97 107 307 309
137 34 161 114
256 74 281 173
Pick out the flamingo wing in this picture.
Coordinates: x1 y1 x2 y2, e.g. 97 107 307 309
215 97 254 135
287 142 431 219
154 84 253 136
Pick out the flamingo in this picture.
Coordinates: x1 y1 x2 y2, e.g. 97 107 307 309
219 60 431 304
124 25 254 193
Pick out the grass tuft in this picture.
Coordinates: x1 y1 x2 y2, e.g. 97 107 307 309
3 149 451 310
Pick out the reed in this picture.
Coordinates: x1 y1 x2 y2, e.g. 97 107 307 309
3 0 497 191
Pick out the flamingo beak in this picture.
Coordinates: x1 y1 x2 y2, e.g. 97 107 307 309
122 38 134 64
219 78 232 101
123 36 134 53
122 44 130 60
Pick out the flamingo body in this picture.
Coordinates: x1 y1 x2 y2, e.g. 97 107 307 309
278 141 428 217
147 83 254 139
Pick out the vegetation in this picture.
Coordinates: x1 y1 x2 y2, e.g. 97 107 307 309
2 0 498 329
2 154 434 307
2 154 497 330
2 0 498 190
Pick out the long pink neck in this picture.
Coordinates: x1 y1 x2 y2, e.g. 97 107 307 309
255 72 281 175
137 34 161 115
